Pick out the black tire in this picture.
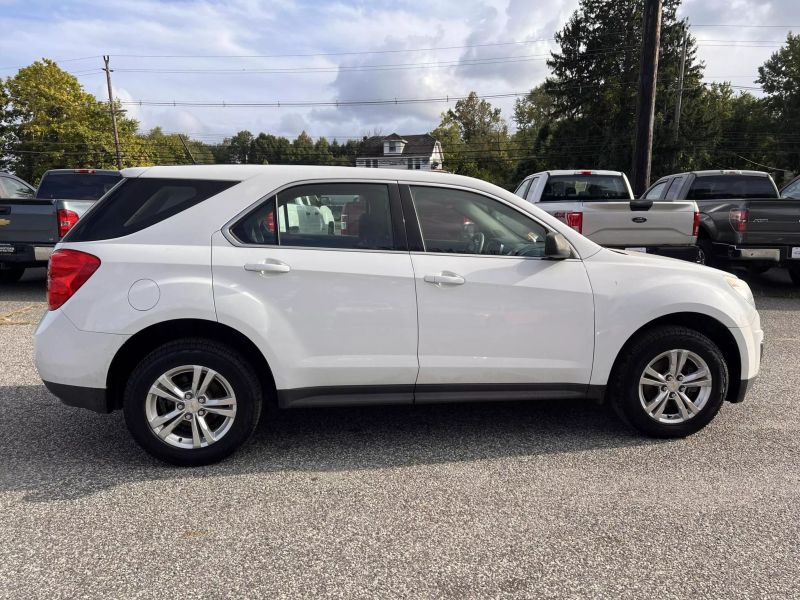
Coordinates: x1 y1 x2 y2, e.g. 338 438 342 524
696 236 716 268
609 326 729 438
0 268 24 283
123 338 263 466
789 266 800 286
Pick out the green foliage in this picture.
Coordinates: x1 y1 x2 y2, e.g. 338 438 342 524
0 59 141 182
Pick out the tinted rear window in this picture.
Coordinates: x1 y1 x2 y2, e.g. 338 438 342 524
64 178 236 242
687 175 778 200
540 175 631 201
36 173 122 200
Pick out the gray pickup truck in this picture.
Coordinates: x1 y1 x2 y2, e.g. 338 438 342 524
642 170 800 282
0 169 121 283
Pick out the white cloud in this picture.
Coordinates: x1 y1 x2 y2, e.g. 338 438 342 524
1 0 798 140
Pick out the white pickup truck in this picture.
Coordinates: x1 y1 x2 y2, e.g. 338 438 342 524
515 170 700 261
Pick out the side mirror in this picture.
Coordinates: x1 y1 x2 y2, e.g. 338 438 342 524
630 199 653 211
544 231 572 259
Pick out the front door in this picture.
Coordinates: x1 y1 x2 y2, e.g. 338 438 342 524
403 184 595 402
212 181 418 407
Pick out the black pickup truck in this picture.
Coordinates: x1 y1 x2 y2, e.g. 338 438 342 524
642 170 800 283
0 169 121 283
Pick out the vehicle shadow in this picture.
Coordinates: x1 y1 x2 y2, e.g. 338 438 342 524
0 268 47 303
0 384 666 503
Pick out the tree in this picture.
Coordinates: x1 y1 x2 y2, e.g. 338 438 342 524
290 130 316 164
757 33 800 173
432 92 513 185
1 59 141 181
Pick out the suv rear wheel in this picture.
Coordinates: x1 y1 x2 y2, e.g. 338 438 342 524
123 338 262 466
609 326 728 438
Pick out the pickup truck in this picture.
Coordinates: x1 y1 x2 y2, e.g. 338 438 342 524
514 170 700 261
0 169 121 283
641 170 800 283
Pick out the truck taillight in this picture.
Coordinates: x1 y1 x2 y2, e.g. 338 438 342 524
57 209 79 238
729 208 748 232
693 211 700 237
265 211 275 233
47 249 101 310
566 211 583 233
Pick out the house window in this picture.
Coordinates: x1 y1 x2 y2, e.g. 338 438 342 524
388 142 397 153
407 159 413 170
414 158 421 170
372 159 379 168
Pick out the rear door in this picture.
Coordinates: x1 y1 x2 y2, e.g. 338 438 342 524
402 183 594 399
212 180 419 405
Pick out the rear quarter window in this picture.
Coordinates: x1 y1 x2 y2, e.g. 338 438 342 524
36 173 122 200
64 178 236 242
688 176 778 200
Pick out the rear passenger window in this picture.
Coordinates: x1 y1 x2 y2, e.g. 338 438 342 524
514 178 532 198
230 183 394 251
643 180 668 199
65 178 236 242
664 176 685 200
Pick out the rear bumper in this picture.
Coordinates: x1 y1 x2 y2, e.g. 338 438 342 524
43 380 111 413
613 245 700 262
718 244 800 264
0 243 53 268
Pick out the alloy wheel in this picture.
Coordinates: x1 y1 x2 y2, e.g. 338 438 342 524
145 365 237 449
638 349 713 424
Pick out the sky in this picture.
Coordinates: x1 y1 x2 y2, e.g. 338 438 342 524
1 0 798 145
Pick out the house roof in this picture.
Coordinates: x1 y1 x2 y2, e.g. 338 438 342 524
358 133 439 157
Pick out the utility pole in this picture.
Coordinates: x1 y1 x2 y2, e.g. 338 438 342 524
102 55 123 169
673 27 688 142
631 0 663 196
179 134 197 164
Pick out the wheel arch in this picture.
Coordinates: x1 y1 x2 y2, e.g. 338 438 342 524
107 318 276 411
606 312 742 404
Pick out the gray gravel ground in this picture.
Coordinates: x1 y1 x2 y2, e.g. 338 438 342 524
1 267 798 599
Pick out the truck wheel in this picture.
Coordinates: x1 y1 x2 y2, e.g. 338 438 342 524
123 338 263 466
0 268 24 283
609 326 728 438
789 266 800 286
697 237 715 267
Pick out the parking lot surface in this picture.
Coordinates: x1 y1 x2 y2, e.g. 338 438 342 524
1 267 798 599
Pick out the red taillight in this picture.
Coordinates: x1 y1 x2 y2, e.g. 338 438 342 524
729 208 748 232
57 209 79 238
47 249 101 310
74 169 96 174
265 211 275 233
578 170 593 175
692 211 700 237
566 211 583 233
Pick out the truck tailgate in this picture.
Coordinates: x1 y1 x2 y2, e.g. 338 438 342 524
744 200 800 246
581 201 696 246
0 199 57 244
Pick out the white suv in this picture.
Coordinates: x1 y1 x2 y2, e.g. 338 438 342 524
35 166 763 466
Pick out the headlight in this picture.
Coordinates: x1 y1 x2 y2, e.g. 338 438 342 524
725 275 755 307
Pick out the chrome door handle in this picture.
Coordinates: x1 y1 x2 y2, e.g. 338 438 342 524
244 260 291 274
424 272 465 286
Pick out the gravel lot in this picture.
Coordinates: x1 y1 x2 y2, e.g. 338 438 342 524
1 267 798 599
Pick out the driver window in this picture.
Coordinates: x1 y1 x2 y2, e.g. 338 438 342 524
409 186 548 257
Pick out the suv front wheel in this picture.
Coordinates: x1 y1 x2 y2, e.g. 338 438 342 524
123 339 263 466
610 326 729 438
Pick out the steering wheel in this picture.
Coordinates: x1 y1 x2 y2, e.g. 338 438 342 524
468 232 485 254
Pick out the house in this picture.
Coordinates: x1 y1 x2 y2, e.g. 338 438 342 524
355 133 444 171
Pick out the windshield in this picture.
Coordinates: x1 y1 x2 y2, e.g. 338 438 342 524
540 175 631 201
36 173 122 200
